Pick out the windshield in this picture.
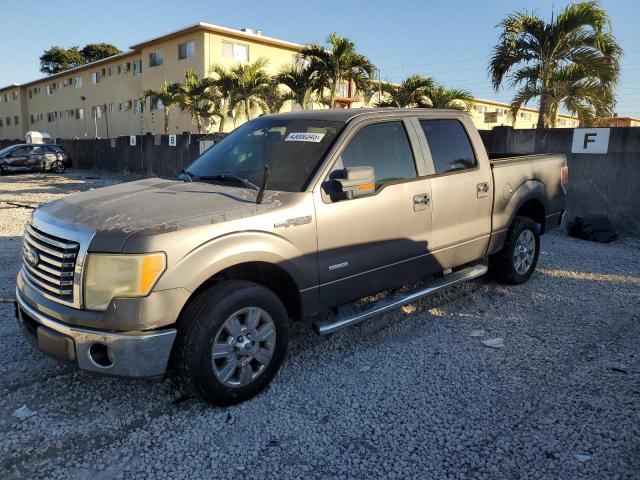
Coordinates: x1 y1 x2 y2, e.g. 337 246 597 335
185 117 344 192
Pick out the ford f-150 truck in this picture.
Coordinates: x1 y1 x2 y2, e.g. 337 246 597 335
15 109 568 405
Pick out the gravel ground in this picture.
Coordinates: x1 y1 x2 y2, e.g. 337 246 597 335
1 171 639 480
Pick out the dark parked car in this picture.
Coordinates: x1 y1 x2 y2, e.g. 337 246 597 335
0 143 70 175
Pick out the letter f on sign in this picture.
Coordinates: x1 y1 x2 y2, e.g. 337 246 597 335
583 133 597 149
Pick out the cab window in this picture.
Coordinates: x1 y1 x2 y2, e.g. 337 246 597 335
11 146 29 156
336 121 416 187
419 119 477 174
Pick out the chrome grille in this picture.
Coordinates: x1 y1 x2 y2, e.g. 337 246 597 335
22 224 79 302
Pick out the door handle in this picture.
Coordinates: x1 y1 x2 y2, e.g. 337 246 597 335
413 193 430 211
477 182 489 198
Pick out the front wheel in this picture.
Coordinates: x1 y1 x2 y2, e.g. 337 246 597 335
51 160 66 174
173 280 289 406
489 216 540 285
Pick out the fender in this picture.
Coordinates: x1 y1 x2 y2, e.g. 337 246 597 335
488 180 548 255
154 230 317 296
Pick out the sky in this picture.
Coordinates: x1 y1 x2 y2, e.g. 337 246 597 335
1 0 639 117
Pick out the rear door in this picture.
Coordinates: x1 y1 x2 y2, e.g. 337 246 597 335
414 116 492 268
28 145 46 169
314 118 435 309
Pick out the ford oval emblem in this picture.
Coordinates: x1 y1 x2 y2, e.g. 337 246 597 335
25 247 39 267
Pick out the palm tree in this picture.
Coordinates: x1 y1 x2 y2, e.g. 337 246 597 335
174 70 218 133
262 81 288 114
376 74 435 108
300 33 375 108
276 63 316 110
211 64 237 132
489 1 621 128
142 80 180 134
424 85 474 111
228 58 273 121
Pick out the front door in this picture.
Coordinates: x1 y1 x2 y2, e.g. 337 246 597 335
7 146 30 169
314 120 435 309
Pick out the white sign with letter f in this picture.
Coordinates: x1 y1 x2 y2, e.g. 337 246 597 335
571 128 610 154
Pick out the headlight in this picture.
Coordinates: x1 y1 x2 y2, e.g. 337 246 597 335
84 253 166 311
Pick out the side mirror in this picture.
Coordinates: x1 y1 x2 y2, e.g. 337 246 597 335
332 166 375 199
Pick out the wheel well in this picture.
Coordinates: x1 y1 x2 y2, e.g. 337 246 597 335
198 262 303 321
516 199 546 233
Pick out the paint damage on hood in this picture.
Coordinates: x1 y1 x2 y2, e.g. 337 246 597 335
39 178 285 251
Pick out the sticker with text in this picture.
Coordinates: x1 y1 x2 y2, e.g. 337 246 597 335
285 132 326 142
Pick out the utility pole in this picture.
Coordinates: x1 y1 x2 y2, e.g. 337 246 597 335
81 96 88 137
103 103 110 138
93 108 98 138
378 67 382 104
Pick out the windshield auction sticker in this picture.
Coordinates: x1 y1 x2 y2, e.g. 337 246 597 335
285 132 326 142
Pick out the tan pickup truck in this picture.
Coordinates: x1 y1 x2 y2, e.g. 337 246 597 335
15 109 567 405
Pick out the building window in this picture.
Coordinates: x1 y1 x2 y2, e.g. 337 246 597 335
3 94 7 102
108 103 114 113
14 115 19 125
221 41 249 62
5 117 9 126
475 105 487 113
335 80 350 98
149 50 163 68
92 105 102 118
91 72 101 84
13 91 18 100
74 76 82 88
150 96 163 110
29 115 34 124
133 99 142 113
28 89 32 99
75 108 84 120
0 119 3 127
133 60 143 75
118 63 126 74
46 85 53 95
47 112 55 123
520 112 531 121
178 41 195 60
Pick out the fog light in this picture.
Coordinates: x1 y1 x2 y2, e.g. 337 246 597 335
88 343 114 368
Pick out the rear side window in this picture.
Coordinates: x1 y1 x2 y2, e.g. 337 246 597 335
419 119 477 174
338 121 416 187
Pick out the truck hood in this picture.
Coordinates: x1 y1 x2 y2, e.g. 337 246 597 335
39 178 280 252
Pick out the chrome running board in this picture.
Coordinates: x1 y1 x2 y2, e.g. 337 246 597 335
313 264 488 335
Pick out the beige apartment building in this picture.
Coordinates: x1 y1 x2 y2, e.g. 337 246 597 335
0 22 579 141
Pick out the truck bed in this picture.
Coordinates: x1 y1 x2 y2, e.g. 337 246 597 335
488 152 567 244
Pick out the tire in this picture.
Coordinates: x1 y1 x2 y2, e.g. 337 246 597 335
172 280 289 406
51 160 66 174
488 216 540 285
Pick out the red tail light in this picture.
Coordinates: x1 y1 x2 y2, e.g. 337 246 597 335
560 166 569 194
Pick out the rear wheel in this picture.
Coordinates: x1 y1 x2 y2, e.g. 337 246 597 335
51 160 65 174
173 280 288 406
489 216 540 285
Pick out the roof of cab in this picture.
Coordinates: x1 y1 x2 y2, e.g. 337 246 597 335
265 108 465 123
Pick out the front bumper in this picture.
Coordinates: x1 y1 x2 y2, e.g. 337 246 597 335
15 287 176 378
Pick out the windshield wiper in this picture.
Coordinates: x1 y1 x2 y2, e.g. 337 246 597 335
180 169 194 182
195 173 260 191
